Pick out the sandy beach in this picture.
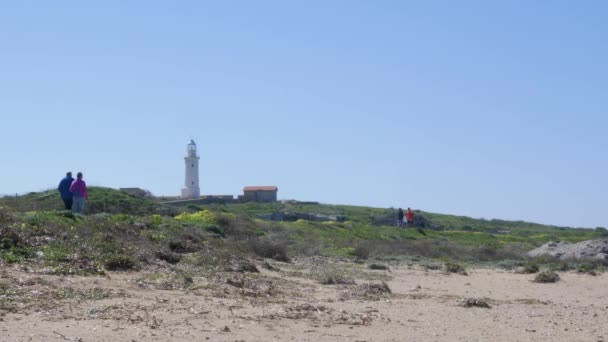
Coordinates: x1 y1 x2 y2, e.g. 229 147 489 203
1 259 607 342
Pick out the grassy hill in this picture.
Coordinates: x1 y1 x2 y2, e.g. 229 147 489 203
0 187 177 215
1 188 605 272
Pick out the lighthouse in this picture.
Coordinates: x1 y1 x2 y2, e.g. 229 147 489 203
181 139 200 198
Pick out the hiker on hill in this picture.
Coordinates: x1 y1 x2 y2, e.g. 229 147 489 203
57 171 74 210
406 208 414 228
397 208 405 228
69 172 88 214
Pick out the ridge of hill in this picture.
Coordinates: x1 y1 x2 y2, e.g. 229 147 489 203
0 187 175 215
0 187 597 234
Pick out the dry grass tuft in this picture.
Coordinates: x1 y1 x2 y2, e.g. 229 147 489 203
458 297 491 308
340 282 391 301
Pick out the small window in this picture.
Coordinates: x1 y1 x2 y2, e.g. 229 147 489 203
192 163 194 167
192 181 194 185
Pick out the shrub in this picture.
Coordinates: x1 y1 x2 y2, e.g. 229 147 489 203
42 245 73 262
167 227 206 253
353 244 370 260
534 271 560 283
1 247 35 263
249 238 289 262
446 262 467 275
175 210 216 224
424 262 443 271
0 207 12 222
549 262 572 272
104 255 138 271
351 239 525 262
341 282 391 300
496 260 520 270
203 224 224 237
156 250 182 264
318 268 356 285
168 239 199 253
368 263 389 270
577 262 598 275
515 263 539 274
217 213 254 237
0 224 24 250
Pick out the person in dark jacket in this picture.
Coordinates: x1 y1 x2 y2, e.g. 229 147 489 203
57 171 74 210
397 208 405 228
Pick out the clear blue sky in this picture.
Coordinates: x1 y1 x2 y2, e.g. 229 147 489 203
1 1 606 228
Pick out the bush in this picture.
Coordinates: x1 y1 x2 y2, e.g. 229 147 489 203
249 238 289 262
446 262 467 275
156 250 182 264
104 255 138 271
168 239 199 253
423 262 443 271
351 239 525 262
167 227 206 253
368 263 389 270
534 271 560 283
341 282 391 300
318 271 355 285
217 213 255 237
549 262 572 272
0 224 24 250
1 247 35 263
175 210 216 224
203 224 224 237
353 244 370 260
515 263 539 274
496 260 520 270
577 262 598 275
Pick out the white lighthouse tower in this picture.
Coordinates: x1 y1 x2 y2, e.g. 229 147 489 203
181 139 200 198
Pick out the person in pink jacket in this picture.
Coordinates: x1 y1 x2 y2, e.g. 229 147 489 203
69 172 88 214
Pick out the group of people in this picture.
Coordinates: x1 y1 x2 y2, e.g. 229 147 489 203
57 171 88 214
397 207 414 228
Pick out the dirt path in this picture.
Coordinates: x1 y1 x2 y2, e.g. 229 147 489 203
1 260 607 341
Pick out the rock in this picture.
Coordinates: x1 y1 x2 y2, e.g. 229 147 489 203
527 239 608 260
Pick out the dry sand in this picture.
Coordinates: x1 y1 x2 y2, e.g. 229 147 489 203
1 259 607 342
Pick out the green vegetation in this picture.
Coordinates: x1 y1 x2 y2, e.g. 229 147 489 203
0 188 605 273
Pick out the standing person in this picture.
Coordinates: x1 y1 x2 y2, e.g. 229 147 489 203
397 208 405 228
57 172 74 210
69 172 88 214
406 208 414 228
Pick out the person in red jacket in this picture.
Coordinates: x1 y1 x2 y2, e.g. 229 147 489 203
69 172 89 214
406 208 414 228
